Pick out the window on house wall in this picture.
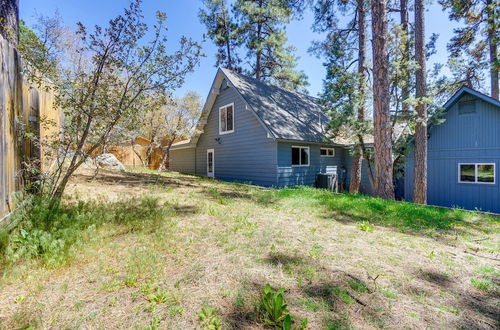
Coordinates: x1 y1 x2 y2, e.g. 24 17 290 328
458 100 476 115
320 148 335 157
292 146 309 166
219 103 234 134
459 163 495 184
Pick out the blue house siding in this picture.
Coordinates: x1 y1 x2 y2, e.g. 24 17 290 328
405 149 415 201
194 84 278 186
405 92 500 213
169 148 196 174
276 142 344 187
344 152 374 195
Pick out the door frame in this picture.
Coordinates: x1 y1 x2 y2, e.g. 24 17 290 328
207 149 214 178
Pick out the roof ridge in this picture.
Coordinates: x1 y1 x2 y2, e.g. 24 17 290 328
444 85 500 109
220 67 320 103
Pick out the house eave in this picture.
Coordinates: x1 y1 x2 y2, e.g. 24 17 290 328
171 144 196 151
443 86 500 110
275 138 347 147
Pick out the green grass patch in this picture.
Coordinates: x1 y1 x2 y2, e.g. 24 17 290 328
381 289 397 299
348 278 370 293
470 278 494 291
272 186 498 233
0 195 173 270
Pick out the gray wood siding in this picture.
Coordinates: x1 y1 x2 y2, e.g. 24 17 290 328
194 85 278 186
405 94 500 213
169 148 196 174
276 142 344 187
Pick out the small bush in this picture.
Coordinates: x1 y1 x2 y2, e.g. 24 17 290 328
257 284 307 329
198 305 222 330
147 287 170 304
357 221 374 232
0 195 172 269
258 284 290 328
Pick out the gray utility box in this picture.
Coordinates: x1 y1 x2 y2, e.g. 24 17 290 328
315 173 338 192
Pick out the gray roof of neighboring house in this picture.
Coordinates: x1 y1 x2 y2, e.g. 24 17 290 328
443 86 500 110
221 68 331 143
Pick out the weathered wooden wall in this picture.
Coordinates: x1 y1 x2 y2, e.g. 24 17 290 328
0 34 60 220
86 144 167 169
110 145 166 169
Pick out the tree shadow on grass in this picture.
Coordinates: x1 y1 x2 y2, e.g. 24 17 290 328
220 281 263 329
414 267 499 329
76 169 201 190
261 251 388 328
277 187 499 236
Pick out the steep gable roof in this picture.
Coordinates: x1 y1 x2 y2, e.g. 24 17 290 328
172 68 334 149
220 68 330 143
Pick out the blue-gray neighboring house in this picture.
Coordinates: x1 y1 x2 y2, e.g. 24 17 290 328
405 87 500 213
169 68 373 193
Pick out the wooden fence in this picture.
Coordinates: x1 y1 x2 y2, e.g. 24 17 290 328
85 144 167 169
0 34 60 221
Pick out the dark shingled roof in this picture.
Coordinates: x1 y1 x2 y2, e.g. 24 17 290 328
221 68 331 143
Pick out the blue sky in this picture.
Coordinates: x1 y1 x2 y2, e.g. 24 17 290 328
20 0 459 98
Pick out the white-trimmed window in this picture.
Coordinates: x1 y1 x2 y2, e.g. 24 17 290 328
458 163 495 184
320 148 335 157
219 103 234 134
292 146 309 166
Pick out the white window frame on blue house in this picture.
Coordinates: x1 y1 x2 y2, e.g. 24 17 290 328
291 146 310 167
219 103 234 135
320 148 335 157
457 163 496 184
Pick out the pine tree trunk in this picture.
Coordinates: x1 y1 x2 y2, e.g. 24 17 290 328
371 0 394 199
222 0 233 70
413 0 427 204
226 38 233 70
255 0 263 80
349 0 368 194
486 0 498 100
400 0 411 117
255 27 262 79
349 148 362 193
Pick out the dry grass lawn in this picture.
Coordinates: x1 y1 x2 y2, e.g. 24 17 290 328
0 168 499 329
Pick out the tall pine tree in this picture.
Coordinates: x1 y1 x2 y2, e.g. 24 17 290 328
413 0 427 204
233 0 308 90
311 0 373 193
372 0 395 199
199 0 242 71
439 0 499 99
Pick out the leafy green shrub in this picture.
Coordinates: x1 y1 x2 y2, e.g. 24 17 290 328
357 221 374 232
0 195 172 269
258 284 295 329
198 305 222 330
144 316 161 330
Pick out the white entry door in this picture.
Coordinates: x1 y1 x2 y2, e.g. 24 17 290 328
207 149 214 177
